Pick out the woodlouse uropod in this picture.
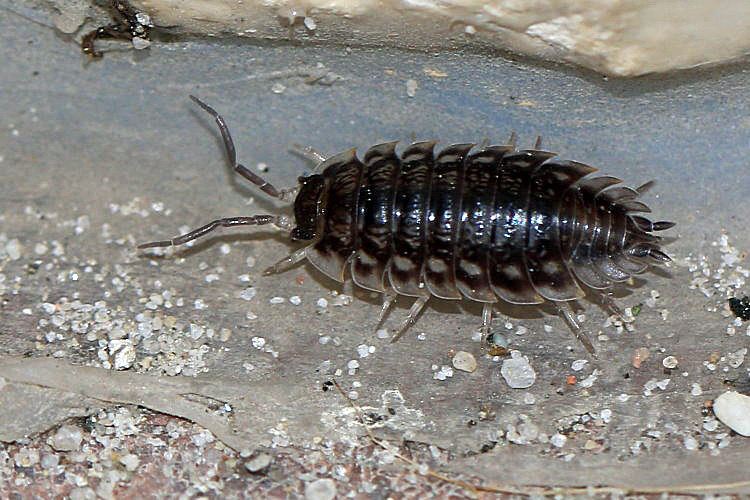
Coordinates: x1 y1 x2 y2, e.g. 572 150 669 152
138 96 674 354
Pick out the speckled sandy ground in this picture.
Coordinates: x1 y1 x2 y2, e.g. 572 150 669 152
1 1 750 498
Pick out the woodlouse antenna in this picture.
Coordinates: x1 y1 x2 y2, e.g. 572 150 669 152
137 96 299 251
189 95 286 200
137 215 289 249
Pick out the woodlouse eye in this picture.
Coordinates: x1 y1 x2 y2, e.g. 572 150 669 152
291 227 316 241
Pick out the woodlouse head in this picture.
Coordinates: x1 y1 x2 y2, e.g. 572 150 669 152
291 174 327 241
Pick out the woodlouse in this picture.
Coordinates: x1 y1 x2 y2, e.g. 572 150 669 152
139 96 674 354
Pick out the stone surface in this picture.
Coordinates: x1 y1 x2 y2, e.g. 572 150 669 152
1 5 750 495
100 0 750 76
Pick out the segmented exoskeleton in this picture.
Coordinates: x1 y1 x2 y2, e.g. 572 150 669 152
139 96 674 354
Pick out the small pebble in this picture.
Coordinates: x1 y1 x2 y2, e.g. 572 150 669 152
51 424 83 451
713 391 750 436
578 369 600 388
120 454 140 471
112 340 136 370
662 355 679 369
6 239 22 260
571 359 588 371
684 436 699 450
486 332 509 355
245 453 272 472
550 433 567 448
219 328 232 341
40 453 60 469
703 418 719 432
727 347 747 368
500 351 536 389
433 365 454 381
305 478 336 500
132 37 151 50
452 351 477 373
357 344 374 358
631 347 650 368
14 447 40 467
405 79 418 97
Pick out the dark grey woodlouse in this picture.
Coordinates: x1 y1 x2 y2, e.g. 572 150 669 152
139 96 674 354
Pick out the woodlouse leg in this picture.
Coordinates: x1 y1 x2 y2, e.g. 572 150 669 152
137 215 286 249
508 131 517 146
478 303 493 336
262 247 308 276
277 186 300 203
599 292 625 319
190 95 285 200
554 302 597 356
533 136 543 150
290 143 327 165
389 296 430 343
375 290 398 331
507 131 518 148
